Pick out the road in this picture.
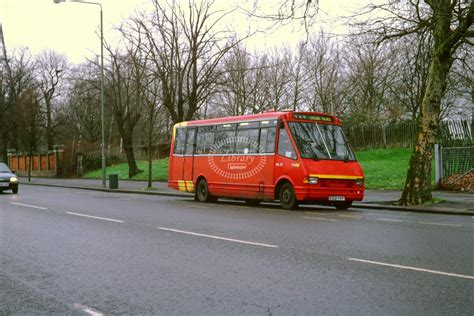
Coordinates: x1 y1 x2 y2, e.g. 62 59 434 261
1 186 473 315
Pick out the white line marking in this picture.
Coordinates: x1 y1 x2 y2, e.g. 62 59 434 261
376 218 404 223
66 212 124 223
338 215 363 219
418 221 462 227
158 227 278 248
73 304 104 316
304 212 331 216
303 216 339 222
348 258 474 280
10 202 48 210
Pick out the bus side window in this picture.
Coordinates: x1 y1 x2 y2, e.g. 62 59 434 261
236 128 259 154
277 126 297 159
174 128 186 155
259 127 276 153
185 128 196 155
196 126 215 154
215 124 236 154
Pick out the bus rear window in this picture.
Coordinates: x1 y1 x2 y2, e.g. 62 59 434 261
173 128 186 155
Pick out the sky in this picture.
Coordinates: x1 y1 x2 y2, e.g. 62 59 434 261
0 0 372 64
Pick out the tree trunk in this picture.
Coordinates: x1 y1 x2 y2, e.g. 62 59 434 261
147 113 153 189
122 134 140 178
46 100 53 150
399 53 452 205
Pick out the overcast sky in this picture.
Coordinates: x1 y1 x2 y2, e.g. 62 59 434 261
0 0 371 64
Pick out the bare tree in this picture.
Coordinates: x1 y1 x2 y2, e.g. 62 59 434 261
265 48 291 110
243 0 319 34
342 35 399 124
288 42 308 111
132 0 240 124
66 63 102 146
363 1 474 205
304 33 346 115
103 41 145 178
15 86 42 181
0 48 37 160
36 50 68 150
215 43 255 116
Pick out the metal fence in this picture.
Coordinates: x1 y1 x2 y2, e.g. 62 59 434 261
440 146 474 178
345 120 473 150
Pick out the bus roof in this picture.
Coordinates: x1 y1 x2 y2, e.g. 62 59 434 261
176 111 341 127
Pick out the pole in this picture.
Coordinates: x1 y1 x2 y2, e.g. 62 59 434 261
100 7 106 187
54 0 106 187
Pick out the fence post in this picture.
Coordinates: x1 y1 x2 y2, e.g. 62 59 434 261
6 149 16 169
434 144 443 184
53 145 65 177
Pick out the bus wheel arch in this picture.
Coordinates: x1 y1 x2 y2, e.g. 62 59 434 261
275 179 298 210
195 177 217 203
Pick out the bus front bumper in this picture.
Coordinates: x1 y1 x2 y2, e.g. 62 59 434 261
294 186 364 203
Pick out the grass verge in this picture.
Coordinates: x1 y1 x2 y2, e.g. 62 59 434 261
83 158 168 182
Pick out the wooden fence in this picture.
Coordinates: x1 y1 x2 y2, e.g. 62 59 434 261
7 146 65 177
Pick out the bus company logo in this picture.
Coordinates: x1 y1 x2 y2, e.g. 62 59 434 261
208 136 267 180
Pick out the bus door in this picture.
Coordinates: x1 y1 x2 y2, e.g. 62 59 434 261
182 128 196 193
256 120 277 199
274 121 302 189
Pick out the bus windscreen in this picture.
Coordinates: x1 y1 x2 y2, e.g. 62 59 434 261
288 122 355 161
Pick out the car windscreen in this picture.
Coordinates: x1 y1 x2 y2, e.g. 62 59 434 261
0 163 11 173
288 122 356 161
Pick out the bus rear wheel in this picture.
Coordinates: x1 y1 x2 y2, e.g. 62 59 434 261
279 183 298 210
334 201 352 210
196 179 215 203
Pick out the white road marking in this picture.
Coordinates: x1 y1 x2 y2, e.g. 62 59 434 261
376 218 404 223
66 212 124 223
10 202 48 210
418 221 462 227
348 258 474 280
338 215 363 219
73 304 104 316
303 216 339 222
304 212 331 216
158 227 278 248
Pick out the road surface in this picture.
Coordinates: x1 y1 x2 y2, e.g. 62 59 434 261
1 186 473 314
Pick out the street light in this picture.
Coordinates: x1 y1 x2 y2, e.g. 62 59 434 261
54 0 106 188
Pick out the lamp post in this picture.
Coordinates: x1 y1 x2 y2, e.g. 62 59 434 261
54 0 106 188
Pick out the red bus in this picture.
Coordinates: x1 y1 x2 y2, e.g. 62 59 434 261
168 111 364 210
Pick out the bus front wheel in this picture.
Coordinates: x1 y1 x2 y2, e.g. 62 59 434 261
196 179 215 203
279 183 298 210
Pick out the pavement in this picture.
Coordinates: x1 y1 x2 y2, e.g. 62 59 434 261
18 176 474 216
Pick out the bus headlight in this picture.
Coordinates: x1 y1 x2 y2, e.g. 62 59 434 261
355 178 364 186
10 177 18 183
304 176 319 184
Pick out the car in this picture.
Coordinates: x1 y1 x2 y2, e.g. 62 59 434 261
0 163 19 194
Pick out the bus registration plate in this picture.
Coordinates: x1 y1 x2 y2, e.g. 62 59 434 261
329 196 345 201
0 183 9 187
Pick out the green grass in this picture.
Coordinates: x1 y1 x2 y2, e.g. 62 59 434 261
83 158 169 182
83 149 434 190
356 148 435 190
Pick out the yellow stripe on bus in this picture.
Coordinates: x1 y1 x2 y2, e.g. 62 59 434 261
178 180 186 192
185 181 195 193
178 180 195 193
309 174 363 180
